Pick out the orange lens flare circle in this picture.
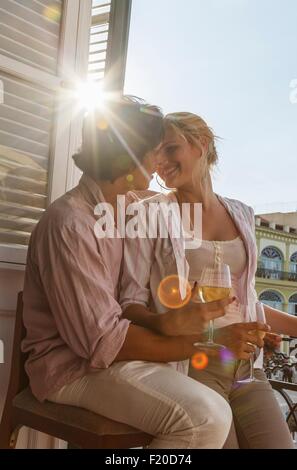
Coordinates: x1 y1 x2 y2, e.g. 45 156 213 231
157 275 192 309
191 352 209 370
97 118 108 130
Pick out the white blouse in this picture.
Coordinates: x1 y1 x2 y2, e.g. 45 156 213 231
185 237 248 328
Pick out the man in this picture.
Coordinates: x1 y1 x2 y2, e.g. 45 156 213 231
22 96 233 448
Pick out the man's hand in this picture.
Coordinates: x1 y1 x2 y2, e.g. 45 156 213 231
213 322 271 360
160 296 235 336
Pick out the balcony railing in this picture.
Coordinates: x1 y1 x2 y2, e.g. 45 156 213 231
256 267 297 282
264 337 297 439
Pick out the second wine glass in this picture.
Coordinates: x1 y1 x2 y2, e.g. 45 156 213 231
237 302 267 384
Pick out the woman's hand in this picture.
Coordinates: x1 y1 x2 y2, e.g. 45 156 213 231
263 332 282 359
213 322 271 360
159 296 235 336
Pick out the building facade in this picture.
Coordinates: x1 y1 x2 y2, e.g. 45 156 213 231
255 212 297 357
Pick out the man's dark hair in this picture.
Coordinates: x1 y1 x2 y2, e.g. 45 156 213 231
73 95 163 181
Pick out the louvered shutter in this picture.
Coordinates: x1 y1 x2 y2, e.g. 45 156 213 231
89 0 132 91
88 1 111 83
0 0 63 248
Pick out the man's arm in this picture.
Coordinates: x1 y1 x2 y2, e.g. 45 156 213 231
114 324 199 363
122 297 234 337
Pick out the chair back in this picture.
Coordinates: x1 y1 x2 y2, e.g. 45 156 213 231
8 292 29 397
0 292 29 446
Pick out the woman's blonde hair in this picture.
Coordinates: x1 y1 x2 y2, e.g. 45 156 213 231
163 112 219 169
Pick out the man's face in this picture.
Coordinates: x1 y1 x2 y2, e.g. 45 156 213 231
127 150 158 191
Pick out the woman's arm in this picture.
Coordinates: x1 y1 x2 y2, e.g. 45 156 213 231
248 205 297 337
263 304 297 336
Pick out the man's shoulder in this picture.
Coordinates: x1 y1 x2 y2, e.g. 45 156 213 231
33 188 93 238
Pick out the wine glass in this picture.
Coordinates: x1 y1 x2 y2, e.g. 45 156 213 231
237 301 267 384
194 263 232 349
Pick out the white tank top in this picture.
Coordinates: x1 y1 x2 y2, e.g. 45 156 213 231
185 237 247 328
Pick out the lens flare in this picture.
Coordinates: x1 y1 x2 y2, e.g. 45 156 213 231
97 118 108 130
76 81 105 111
43 5 61 22
219 348 235 373
191 352 209 370
220 348 235 363
157 275 191 309
126 174 134 183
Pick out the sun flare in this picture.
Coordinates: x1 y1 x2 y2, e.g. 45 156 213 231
75 81 105 111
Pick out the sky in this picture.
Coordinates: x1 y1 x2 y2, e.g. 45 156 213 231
124 0 297 214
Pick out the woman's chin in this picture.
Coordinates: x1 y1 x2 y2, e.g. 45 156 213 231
164 173 183 189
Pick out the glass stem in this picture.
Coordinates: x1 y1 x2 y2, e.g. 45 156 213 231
207 320 214 343
249 354 255 381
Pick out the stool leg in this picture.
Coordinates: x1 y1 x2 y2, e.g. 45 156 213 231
9 425 21 449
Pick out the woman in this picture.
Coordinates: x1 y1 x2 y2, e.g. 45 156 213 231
120 112 297 448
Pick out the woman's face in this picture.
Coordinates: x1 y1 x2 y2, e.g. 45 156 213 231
156 126 203 190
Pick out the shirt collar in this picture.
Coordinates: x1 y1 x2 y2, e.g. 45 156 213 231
78 173 105 206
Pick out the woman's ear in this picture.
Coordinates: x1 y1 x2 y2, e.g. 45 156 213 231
192 136 209 161
198 136 209 153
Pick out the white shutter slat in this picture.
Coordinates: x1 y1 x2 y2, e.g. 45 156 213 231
0 214 36 232
0 228 31 246
88 62 105 72
0 0 61 74
88 51 106 63
0 73 53 102
0 154 47 179
2 92 52 120
0 170 46 194
0 130 50 158
0 201 44 220
0 187 46 209
3 0 60 36
13 0 61 23
0 144 49 169
0 105 51 132
11 0 61 31
0 23 57 59
88 0 111 82
0 117 49 143
0 34 57 74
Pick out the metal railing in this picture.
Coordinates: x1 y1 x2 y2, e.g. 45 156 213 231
264 337 297 438
256 267 297 282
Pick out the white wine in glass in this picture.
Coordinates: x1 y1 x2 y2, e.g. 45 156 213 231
199 287 232 303
195 263 232 350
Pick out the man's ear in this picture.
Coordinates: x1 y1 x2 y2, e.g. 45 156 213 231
143 150 158 172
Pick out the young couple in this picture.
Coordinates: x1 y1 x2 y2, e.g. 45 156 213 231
22 96 296 448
